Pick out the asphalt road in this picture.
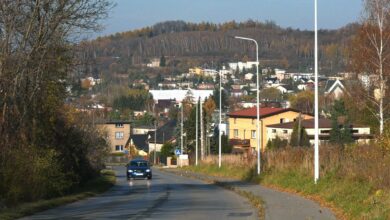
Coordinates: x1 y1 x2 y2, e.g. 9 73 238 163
21 166 257 220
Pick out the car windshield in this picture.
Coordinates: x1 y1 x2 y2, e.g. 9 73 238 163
130 161 148 167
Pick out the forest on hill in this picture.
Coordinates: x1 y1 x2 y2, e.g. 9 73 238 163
81 20 359 76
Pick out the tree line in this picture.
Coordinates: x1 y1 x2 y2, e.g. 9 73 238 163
84 20 358 75
0 0 112 206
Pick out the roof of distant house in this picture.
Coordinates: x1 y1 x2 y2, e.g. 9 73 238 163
149 120 177 144
131 134 149 152
324 79 345 93
228 107 301 118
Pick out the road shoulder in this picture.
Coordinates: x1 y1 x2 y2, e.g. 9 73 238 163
162 168 336 220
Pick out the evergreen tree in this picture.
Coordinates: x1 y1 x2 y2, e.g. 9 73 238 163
160 55 166 67
290 120 311 147
266 136 288 150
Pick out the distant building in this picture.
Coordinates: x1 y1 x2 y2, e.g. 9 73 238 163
198 83 215 90
324 79 345 99
228 61 258 72
149 89 213 104
245 73 254 81
266 118 372 145
97 121 131 153
147 58 160 68
148 120 177 153
132 125 156 135
227 107 313 153
130 134 150 156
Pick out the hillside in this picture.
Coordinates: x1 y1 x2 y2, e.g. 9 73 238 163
82 20 359 76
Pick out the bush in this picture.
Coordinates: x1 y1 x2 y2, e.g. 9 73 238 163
266 136 288 150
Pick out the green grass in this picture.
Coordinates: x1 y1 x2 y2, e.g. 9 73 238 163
183 164 390 220
0 169 116 220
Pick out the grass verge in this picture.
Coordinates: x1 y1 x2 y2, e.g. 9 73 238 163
182 164 390 220
0 169 116 220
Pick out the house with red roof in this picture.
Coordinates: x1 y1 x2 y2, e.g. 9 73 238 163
227 107 313 153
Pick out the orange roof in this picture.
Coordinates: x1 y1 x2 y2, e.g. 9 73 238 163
228 107 297 118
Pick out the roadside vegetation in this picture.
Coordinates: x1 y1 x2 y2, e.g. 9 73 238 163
0 170 116 220
183 140 390 219
0 0 113 216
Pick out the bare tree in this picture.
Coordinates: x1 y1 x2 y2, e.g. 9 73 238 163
351 0 390 135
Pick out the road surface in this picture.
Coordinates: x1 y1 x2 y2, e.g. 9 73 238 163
21 166 257 220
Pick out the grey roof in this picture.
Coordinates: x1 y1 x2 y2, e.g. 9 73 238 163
149 120 177 144
325 80 345 93
131 134 149 152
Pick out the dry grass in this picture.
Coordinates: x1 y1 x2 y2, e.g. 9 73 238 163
196 144 390 219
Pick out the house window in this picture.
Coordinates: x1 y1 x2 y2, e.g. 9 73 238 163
280 118 285 124
251 119 255 125
115 132 124 139
251 130 256 139
272 129 276 133
115 145 124 151
234 129 239 137
283 130 288 134
320 130 330 134
115 123 124 128
234 118 237 124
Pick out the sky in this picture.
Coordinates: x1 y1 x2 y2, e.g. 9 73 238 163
93 0 363 38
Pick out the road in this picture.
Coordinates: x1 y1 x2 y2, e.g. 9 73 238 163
21 166 257 220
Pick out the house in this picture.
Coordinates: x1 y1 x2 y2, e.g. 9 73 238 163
245 73 254 81
324 79 345 99
275 84 294 94
227 107 313 153
231 89 247 97
155 99 176 114
97 121 131 153
132 125 156 135
149 89 213 104
228 61 258 72
198 83 215 90
266 118 372 145
264 77 279 85
147 58 160 68
158 81 177 89
148 120 177 153
130 134 150 156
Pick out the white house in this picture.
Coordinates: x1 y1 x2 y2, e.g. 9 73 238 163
324 79 345 99
149 89 213 104
245 73 254 81
266 118 372 145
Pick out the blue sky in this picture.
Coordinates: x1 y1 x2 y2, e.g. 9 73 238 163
95 0 363 37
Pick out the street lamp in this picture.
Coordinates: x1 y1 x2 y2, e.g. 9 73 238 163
314 0 320 184
196 98 199 166
235 36 261 175
206 69 223 168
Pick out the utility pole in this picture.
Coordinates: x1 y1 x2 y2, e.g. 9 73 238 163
219 69 222 168
314 0 320 184
154 103 157 164
200 100 204 160
181 101 184 154
196 99 199 165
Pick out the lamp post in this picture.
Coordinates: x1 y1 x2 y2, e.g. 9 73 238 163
219 70 222 168
235 36 261 175
314 0 320 184
196 98 199 166
207 69 223 168
181 101 184 155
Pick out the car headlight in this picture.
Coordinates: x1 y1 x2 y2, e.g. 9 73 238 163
128 170 133 173
146 169 151 172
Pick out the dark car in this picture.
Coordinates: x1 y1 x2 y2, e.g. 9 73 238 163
126 159 152 180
